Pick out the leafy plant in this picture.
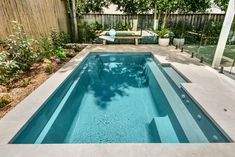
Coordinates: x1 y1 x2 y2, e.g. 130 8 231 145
0 94 12 108
37 35 54 61
51 30 70 49
172 21 187 38
114 23 131 31
0 21 39 86
202 20 223 45
55 46 67 61
45 63 56 74
6 21 38 71
0 22 71 87
0 51 21 86
78 21 104 43
42 59 56 74
157 28 171 38
213 0 228 11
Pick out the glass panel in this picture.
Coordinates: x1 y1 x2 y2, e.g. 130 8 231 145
221 15 235 79
184 14 224 65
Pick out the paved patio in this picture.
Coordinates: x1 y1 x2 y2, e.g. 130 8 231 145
0 45 235 157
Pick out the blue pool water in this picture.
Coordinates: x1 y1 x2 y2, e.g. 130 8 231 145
12 53 229 144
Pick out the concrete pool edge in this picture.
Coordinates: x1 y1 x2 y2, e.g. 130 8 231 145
1 143 235 157
0 45 235 156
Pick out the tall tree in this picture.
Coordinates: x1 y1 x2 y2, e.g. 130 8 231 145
182 0 211 13
67 0 79 42
151 0 182 29
111 0 151 30
151 0 212 30
77 0 110 15
111 0 151 15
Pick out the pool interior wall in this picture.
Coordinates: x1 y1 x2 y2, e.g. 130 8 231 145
12 52 229 144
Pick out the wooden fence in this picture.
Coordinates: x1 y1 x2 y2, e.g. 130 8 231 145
0 0 69 39
80 13 225 30
0 0 225 41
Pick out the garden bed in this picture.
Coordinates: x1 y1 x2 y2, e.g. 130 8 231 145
0 45 86 119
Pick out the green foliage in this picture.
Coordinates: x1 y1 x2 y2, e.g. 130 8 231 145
156 28 171 38
0 22 71 87
154 0 181 13
111 0 151 14
0 51 21 86
19 78 32 88
37 35 54 61
0 94 12 108
76 0 110 15
6 21 38 71
172 21 189 38
78 22 103 43
45 63 56 74
214 0 229 11
50 30 70 49
181 0 211 13
55 46 67 61
114 23 132 31
202 20 223 45
203 21 223 37
0 21 38 86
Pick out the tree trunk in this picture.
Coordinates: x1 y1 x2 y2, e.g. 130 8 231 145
161 10 168 29
67 0 78 42
132 15 138 31
153 3 158 30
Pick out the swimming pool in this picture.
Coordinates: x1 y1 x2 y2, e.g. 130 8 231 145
12 52 229 144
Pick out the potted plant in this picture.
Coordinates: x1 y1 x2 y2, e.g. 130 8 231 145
173 21 186 47
157 28 171 46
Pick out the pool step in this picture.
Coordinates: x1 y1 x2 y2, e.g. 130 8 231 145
146 61 209 143
150 116 179 143
163 66 186 88
34 68 88 144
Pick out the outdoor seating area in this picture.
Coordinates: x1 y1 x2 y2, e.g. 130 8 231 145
0 0 235 157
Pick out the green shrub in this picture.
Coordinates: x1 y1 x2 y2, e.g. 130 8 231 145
78 22 105 43
37 35 54 61
5 21 38 71
0 21 38 86
86 22 103 42
19 78 32 87
0 51 21 86
45 63 56 74
65 49 76 57
55 46 66 61
0 22 71 87
0 94 12 108
114 23 131 31
172 21 187 38
51 30 70 49
202 20 223 45
156 28 171 38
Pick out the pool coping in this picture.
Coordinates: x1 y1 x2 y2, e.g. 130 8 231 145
0 45 235 157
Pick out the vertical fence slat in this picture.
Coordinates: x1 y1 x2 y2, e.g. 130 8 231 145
0 0 69 39
80 13 225 31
